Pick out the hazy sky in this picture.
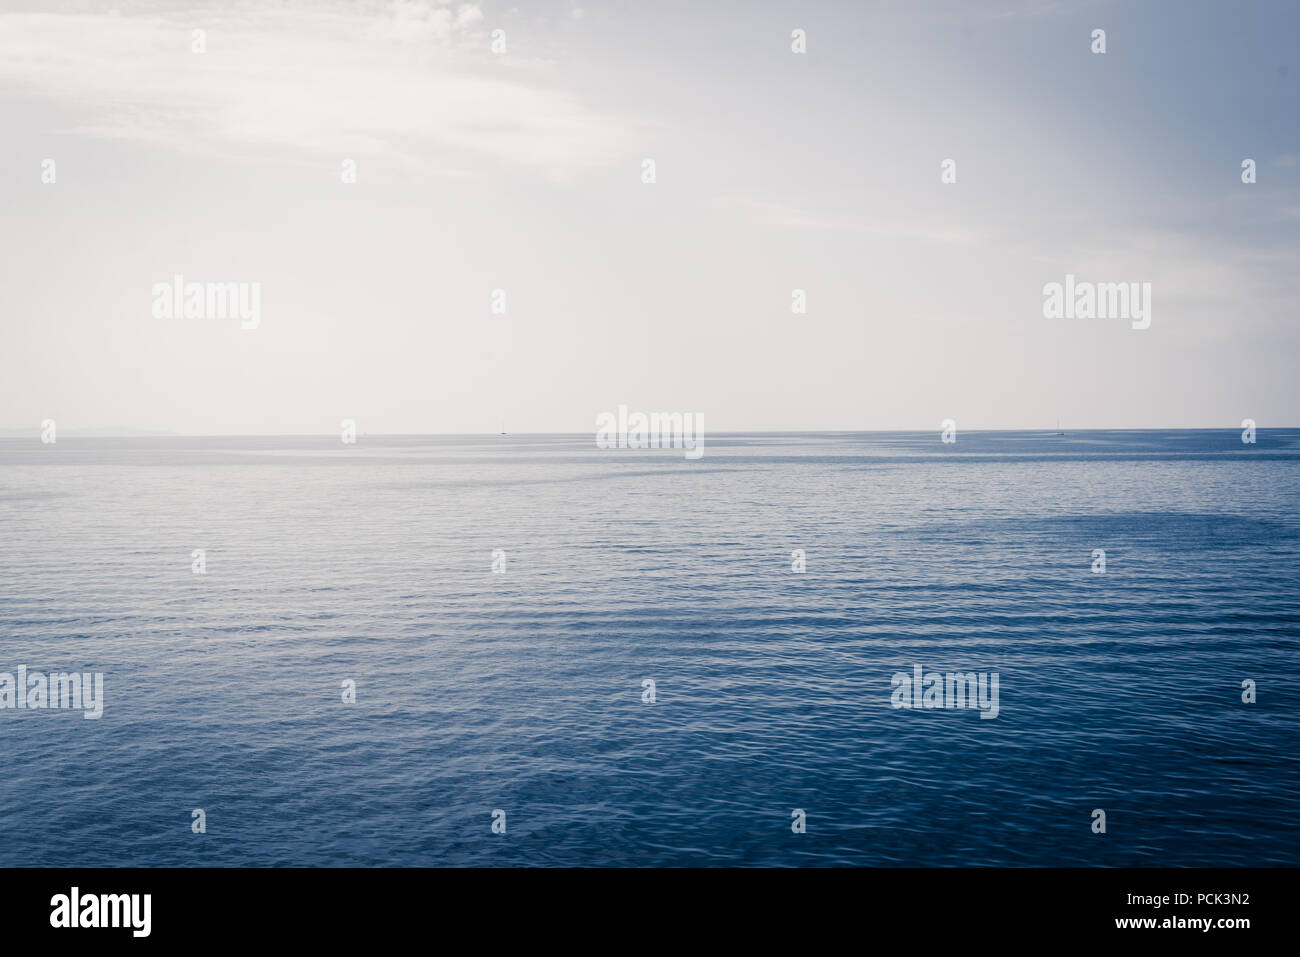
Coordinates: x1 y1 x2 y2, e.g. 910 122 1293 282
1 0 1297 434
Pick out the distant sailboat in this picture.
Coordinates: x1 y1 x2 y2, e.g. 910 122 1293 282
1056 418 1065 437
500 420 507 435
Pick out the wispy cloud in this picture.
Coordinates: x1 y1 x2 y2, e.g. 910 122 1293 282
713 193 985 246
0 0 634 178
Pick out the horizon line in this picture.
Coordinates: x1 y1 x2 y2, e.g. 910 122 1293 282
1 426 1293 439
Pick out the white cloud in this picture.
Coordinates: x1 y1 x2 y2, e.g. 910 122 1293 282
712 193 985 246
0 0 631 178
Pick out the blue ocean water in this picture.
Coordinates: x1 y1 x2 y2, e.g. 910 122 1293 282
0 430 1297 867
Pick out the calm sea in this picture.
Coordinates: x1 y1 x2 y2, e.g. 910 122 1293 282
1 430 1297 866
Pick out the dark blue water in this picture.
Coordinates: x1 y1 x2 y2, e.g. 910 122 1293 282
1 430 1297 866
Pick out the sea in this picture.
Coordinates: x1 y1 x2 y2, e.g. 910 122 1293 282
1 429 1297 866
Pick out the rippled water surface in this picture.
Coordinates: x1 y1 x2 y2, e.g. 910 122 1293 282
1 430 1297 866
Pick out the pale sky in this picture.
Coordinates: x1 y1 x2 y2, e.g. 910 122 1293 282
0 0 1297 434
